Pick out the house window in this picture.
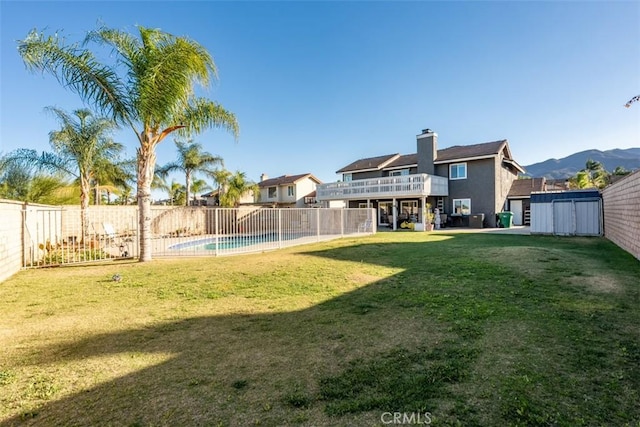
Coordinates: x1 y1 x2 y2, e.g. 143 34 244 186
287 186 294 197
389 169 409 176
358 202 372 208
343 173 352 182
268 187 277 198
453 199 471 215
450 163 467 180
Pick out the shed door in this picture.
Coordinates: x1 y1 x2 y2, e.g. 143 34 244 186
510 200 523 226
551 198 602 236
552 200 574 235
574 199 602 235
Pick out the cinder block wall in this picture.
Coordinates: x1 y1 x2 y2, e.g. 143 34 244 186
0 200 24 283
602 170 640 261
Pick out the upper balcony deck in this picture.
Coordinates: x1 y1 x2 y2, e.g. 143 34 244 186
317 174 449 201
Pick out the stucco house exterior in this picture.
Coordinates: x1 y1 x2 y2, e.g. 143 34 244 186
258 173 322 208
201 189 255 207
316 129 525 229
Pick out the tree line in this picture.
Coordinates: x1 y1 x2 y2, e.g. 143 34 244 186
0 123 258 208
568 159 631 190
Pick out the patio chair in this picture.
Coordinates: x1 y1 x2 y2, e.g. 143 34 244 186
358 219 373 233
102 223 118 242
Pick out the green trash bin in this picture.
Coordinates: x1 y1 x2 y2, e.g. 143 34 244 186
498 211 513 228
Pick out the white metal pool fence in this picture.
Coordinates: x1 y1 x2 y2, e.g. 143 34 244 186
18 206 376 268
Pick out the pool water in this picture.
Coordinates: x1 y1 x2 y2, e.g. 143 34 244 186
168 233 298 251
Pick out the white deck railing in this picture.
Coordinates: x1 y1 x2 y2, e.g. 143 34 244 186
316 173 449 201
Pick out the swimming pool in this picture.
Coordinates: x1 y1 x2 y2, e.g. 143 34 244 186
167 233 299 251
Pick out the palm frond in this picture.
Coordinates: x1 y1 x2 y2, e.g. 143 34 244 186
2 148 76 177
177 98 239 139
18 29 131 125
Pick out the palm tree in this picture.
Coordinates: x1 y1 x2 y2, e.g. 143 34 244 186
26 174 79 205
611 166 630 176
189 178 212 205
569 159 612 189
156 139 223 206
92 156 135 205
18 26 239 261
211 168 232 206
584 159 609 189
2 108 122 237
167 180 186 206
0 163 78 205
220 171 258 207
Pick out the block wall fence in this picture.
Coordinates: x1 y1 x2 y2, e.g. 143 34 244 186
602 170 640 261
0 200 26 283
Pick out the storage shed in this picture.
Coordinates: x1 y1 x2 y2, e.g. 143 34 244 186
530 190 602 236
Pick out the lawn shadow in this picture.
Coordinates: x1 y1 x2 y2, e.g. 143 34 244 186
3 233 638 426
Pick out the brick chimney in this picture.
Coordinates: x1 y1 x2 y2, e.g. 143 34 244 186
417 129 437 175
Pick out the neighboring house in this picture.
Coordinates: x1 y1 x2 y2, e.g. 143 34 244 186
506 177 547 226
201 189 255 207
317 129 525 229
258 173 322 208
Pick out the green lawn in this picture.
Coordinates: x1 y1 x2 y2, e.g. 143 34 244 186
1 232 639 426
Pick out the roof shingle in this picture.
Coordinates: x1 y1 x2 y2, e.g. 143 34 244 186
508 178 546 197
336 154 399 173
258 173 320 187
385 154 417 169
434 140 507 162
336 140 515 173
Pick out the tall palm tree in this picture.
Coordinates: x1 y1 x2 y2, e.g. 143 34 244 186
18 26 239 261
220 171 258 207
156 139 223 206
2 108 122 237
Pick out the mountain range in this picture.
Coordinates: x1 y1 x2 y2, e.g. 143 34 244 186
522 148 640 179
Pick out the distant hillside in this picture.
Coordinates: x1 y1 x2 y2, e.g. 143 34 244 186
523 148 640 179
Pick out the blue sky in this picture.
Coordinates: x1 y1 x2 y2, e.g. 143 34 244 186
1 1 639 198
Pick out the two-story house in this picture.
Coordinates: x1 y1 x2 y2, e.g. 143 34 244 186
258 173 322 208
316 129 525 229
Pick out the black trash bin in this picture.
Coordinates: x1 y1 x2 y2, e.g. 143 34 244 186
469 213 484 228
